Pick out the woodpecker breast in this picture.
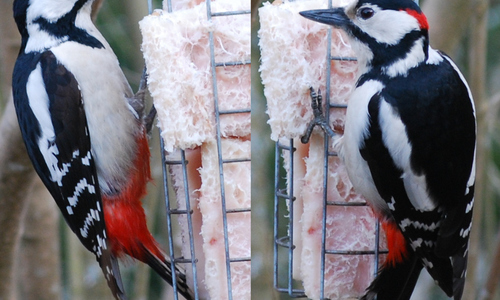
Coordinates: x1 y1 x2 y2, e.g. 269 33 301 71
50 41 139 195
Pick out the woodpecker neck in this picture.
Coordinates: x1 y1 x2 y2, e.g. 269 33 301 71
380 35 429 77
359 29 429 78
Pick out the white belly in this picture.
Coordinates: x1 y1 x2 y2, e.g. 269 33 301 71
51 42 138 194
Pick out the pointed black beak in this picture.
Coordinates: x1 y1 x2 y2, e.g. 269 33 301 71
299 8 350 29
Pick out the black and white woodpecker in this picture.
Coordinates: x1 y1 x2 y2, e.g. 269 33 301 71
12 0 193 299
300 0 476 299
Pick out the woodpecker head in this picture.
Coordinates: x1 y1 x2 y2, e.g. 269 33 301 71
13 0 101 53
300 0 430 74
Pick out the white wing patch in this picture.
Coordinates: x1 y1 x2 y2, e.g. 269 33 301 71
342 80 389 213
27 63 65 186
378 100 436 212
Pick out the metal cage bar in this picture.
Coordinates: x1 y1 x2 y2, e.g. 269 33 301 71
157 1 251 299
272 0 419 297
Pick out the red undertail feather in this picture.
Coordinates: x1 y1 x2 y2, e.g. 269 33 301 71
102 130 164 262
382 220 409 267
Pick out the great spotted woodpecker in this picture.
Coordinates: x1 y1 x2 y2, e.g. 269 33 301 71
300 0 476 299
12 0 193 299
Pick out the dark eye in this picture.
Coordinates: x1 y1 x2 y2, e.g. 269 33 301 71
359 7 374 20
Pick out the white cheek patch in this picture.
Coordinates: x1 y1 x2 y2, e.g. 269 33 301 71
26 0 77 23
354 8 421 46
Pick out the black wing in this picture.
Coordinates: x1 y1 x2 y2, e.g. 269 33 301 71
360 56 475 299
360 92 453 298
13 51 126 299
383 56 476 256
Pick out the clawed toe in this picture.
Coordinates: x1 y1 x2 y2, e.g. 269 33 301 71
301 87 336 144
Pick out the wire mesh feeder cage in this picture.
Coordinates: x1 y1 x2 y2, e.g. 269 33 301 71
273 136 386 300
143 0 251 299
271 0 421 298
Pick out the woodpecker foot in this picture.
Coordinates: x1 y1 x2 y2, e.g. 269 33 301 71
127 67 149 120
301 87 336 144
127 67 156 133
144 105 157 133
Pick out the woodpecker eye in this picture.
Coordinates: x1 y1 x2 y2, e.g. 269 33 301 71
358 7 374 20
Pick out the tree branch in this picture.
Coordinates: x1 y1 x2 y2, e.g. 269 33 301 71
0 101 37 300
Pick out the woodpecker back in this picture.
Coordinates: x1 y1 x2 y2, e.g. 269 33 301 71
300 1 476 299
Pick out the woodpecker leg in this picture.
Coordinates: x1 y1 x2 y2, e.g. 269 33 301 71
144 105 157 134
138 67 157 133
301 87 336 144
126 68 147 119
127 67 156 133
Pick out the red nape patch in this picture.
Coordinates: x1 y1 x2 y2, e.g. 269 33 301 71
404 9 429 31
382 221 409 267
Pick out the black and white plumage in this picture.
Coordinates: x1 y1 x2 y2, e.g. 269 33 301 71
12 0 127 296
300 1 476 299
12 1 192 299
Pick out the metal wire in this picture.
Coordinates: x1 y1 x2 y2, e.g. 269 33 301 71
158 1 251 299
273 0 421 298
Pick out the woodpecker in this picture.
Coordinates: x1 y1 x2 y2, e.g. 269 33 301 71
12 1 193 299
300 1 476 299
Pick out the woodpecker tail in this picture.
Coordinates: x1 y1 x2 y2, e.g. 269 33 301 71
365 219 459 300
97 246 127 300
142 245 195 300
101 131 194 299
362 249 422 300
452 250 468 300
361 220 421 300
103 197 195 300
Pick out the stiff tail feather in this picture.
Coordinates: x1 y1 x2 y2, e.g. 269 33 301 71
142 245 195 300
362 249 422 300
97 247 127 300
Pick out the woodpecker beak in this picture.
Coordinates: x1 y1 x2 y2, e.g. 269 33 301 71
299 8 350 29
